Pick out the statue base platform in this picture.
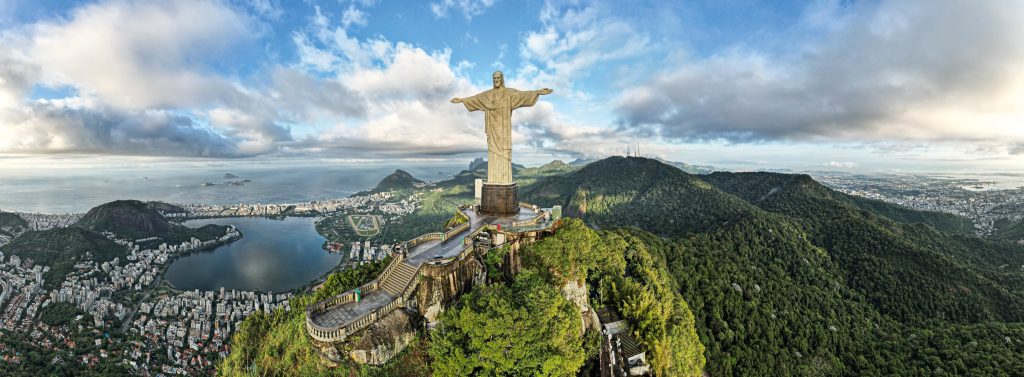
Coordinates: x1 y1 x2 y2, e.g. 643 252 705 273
480 182 518 217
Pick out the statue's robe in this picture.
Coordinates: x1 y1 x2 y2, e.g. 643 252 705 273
460 87 543 184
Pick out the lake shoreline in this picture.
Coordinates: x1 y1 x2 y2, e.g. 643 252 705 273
163 216 343 292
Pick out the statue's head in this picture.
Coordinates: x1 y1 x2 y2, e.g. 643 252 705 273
492 71 504 89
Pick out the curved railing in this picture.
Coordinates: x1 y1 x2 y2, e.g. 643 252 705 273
306 205 555 344
505 220 556 234
306 250 409 342
403 232 444 250
444 222 470 241
307 211 469 343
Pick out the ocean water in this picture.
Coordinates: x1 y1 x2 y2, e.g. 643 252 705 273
948 173 1024 191
0 161 463 213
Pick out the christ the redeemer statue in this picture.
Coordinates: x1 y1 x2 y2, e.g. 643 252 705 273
451 71 552 184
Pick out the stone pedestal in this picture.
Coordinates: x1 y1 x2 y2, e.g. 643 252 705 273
480 182 518 216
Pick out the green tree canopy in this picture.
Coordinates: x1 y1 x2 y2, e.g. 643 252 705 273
522 217 625 284
430 270 585 377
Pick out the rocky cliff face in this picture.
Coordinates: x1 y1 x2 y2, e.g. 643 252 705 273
562 280 600 334
348 309 419 365
415 255 486 323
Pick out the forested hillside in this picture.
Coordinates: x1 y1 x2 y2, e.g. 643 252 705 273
0 211 29 243
3 200 230 287
0 211 28 234
525 157 1024 375
1 227 123 287
75 199 228 243
522 156 754 236
994 217 1024 243
223 156 1024 376
353 169 425 196
702 172 975 234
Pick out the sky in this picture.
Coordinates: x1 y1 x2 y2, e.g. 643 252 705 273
0 0 1023 173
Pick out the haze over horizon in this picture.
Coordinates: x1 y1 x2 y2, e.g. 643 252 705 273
2 0 1023 173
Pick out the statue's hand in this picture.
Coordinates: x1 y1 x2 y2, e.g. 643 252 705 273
450 97 463 103
539 88 553 95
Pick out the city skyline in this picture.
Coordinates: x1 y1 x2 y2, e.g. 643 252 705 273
1 0 1023 173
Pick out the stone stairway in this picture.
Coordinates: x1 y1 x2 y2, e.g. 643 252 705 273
380 261 417 296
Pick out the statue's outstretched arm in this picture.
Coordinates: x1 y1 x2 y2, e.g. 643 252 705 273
453 92 486 111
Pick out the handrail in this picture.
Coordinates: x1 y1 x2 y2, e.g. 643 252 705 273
305 251 408 335
444 222 470 240
505 221 555 234
398 265 423 299
307 204 555 343
402 232 444 250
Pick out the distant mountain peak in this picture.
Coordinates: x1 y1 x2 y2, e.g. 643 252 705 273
355 169 425 196
468 157 486 171
538 160 572 171
568 157 595 166
74 200 174 239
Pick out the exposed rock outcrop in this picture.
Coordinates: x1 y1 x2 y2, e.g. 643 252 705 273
415 255 486 323
348 309 419 365
562 280 600 333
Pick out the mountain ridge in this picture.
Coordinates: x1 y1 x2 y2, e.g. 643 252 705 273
354 169 425 196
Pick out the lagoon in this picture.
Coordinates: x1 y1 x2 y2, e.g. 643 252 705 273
164 216 341 292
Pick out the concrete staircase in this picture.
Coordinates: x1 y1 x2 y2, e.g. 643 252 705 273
380 261 417 296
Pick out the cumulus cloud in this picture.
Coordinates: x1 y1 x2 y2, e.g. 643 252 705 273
0 38 37 109
0 0 368 158
2 99 235 156
28 0 254 110
1 0 649 160
615 1 1024 148
341 4 368 28
0 0 275 157
291 9 492 158
429 0 496 20
513 1 649 99
12 0 1017 167
246 0 283 20
268 67 366 120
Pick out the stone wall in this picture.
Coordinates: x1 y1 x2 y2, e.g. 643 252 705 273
330 225 559 366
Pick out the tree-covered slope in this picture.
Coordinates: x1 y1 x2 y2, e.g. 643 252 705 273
994 217 1024 243
702 172 974 234
700 171 1024 324
223 157 1024 376
75 200 174 238
523 157 1024 375
654 157 715 174
1 227 123 286
522 156 754 236
218 260 389 376
659 215 1024 375
0 211 29 239
354 169 425 196
74 199 227 243
0 211 28 229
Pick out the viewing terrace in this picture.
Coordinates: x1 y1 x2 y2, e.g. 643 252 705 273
305 204 556 344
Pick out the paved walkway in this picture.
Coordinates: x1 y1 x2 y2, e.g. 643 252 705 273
309 207 540 330
313 289 395 328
